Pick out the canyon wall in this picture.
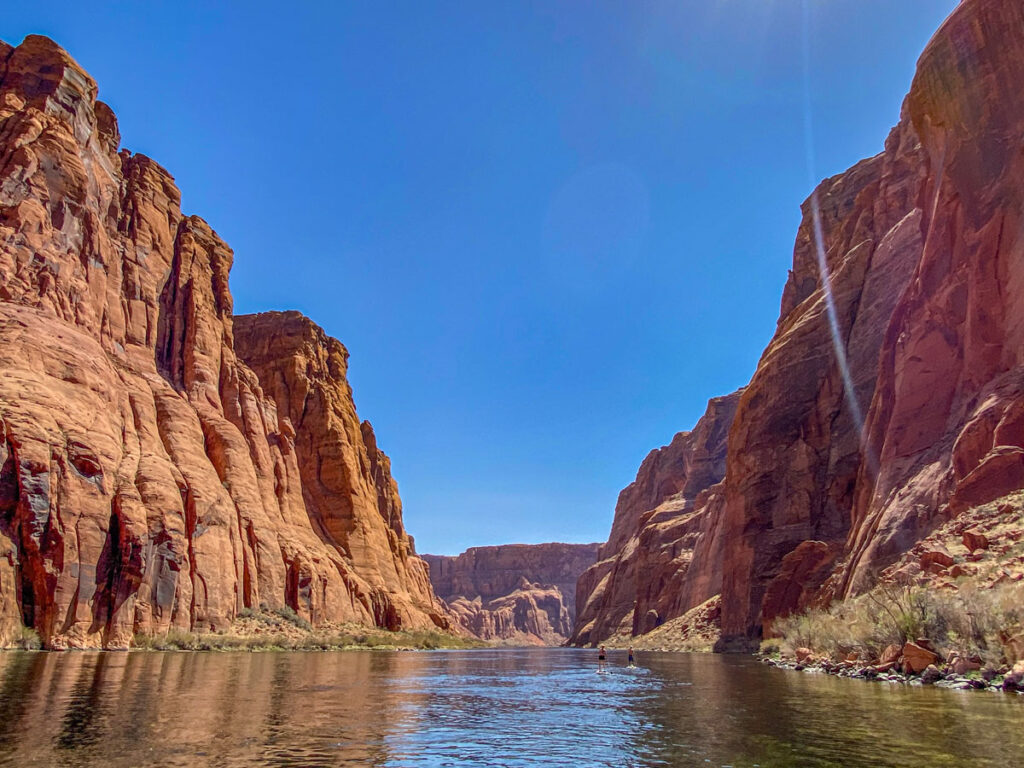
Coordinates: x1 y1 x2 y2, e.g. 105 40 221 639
423 542 600 644
0 35 450 648
570 392 740 645
576 0 1024 649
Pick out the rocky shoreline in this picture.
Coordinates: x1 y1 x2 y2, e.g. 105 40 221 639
762 645 1024 696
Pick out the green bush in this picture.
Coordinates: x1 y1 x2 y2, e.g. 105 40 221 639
130 619 485 653
269 605 313 631
17 626 41 650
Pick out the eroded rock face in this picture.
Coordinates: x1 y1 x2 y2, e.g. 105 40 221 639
578 0 1024 649
838 0 1024 598
0 35 449 648
444 582 570 646
570 393 741 645
717 108 926 646
423 543 600 644
232 311 444 631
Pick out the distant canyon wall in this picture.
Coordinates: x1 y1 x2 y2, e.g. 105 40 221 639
0 35 450 648
424 543 600 645
575 0 1024 649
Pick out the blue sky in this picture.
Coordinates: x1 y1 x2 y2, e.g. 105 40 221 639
5 1 957 555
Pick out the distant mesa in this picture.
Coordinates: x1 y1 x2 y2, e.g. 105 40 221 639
423 543 600 645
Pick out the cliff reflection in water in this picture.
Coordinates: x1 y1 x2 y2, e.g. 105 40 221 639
0 649 1023 767
0 651 410 767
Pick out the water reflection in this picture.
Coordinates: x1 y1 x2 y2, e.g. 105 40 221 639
635 654 1024 767
0 649 1020 767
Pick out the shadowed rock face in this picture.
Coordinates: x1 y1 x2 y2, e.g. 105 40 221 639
0 35 450 648
838 0 1024 597
717 99 926 647
423 543 600 644
577 0 1024 649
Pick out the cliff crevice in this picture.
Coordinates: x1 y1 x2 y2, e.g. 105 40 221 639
575 0 1024 650
0 34 451 648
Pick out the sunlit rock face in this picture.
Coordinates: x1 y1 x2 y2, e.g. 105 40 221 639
578 0 1024 649
0 35 450 648
423 543 601 645
569 393 741 646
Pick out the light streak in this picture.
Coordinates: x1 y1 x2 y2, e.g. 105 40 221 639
801 0 878 480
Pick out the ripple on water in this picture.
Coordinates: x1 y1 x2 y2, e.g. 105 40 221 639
381 656 658 767
0 648 1021 767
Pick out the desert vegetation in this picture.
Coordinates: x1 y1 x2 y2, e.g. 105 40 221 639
765 579 1024 692
130 606 484 652
773 581 1024 667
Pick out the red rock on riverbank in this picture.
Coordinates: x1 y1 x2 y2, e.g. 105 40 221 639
0 35 451 648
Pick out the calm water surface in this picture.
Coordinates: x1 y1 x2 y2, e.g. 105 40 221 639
0 648 1021 767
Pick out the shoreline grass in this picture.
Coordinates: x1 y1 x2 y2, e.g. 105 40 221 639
130 608 486 652
2 608 486 652
130 626 485 652
769 580 1024 671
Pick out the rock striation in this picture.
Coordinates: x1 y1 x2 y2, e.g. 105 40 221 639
575 0 1024 650
0 35 450 648
570 393 741 645
423 543 600 645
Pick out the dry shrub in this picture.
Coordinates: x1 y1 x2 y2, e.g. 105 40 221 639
774 581 1024 665
930 582 1024 664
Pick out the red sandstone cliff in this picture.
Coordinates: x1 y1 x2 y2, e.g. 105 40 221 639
423 543 600 645
716 92 927 648
570 393 741 645
576 0 1024 650
0 35 450 648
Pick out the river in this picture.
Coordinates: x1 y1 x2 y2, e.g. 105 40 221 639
0 648 1020 767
